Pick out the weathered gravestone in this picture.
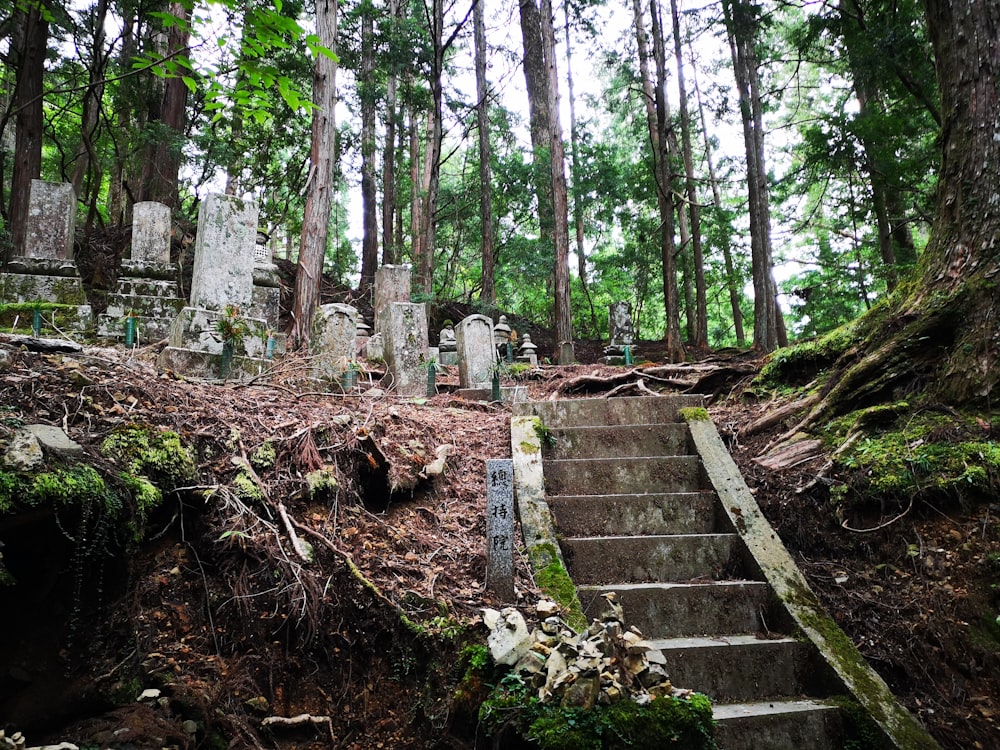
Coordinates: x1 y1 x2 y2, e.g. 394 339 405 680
456 314 496 390
373 264 411 333
0 180 93 333
311 303 359 380
379 301 429 396
24 179 76 260
603 301 638 363
97 201 186 343
189 194 258 311
517 332 538 367
157 195 278 379
485 459 515 601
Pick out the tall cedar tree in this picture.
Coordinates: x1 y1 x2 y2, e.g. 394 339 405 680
291 0 338 347
802 0 1000 422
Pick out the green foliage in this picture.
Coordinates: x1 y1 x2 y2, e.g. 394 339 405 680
233 470 263 501
480 672 716 750
100 425 197 493
250 441 277 471
679 407 710 422
534 422 557 449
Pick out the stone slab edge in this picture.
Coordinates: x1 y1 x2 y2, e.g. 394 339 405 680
510 414 586 629
685 414 940 750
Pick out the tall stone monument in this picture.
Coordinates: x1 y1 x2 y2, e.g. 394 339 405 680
157 195 280 379
0 180 93 333
379 301 429 396
373 264 411 333
97 201 186 343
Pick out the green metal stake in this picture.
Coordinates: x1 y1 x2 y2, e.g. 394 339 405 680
125 315 137 346
427 360 436 396
624 345 633 365
491 368 501 402
265 334 276 359
32 307 42 337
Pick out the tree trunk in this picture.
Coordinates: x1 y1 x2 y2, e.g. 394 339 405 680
539 0 573 360
805 0 1000 421
518 0 554 254
358 0 378 295
722 0 784 352
473 0 496 305
7 0 49 259
648 0 685 361
563 0 598 334
670 0 708 349
691 44 745 346
70 0 109 212
290 0 338 348
106 13 135 226
380 0 401 265
140 1 190 209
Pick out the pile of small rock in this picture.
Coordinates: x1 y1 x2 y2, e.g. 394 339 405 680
483 593 692 710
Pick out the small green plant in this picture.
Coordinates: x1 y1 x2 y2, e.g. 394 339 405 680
215 304 250 347
534 421 557 449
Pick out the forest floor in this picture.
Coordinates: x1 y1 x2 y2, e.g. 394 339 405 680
0 315 997 749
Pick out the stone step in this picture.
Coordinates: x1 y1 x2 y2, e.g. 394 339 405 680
650 635 816 703
113 278 183 298
543 456 704 496
544 423 692 460
712 699 844 750
562 534 746 583
548 492 720 537
577 581 774 638
514 394 705 428
97 313 178 343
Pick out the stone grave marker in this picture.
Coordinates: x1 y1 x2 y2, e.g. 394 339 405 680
0 180 93 333
189 193 258 311
373 264 411 333
98 201 185 343
250 233 281 330
485 459 515 601
379 301 429 396
24 179 76 260
311 303 359 380
456 314 496 389
603 301 638 363
129 201 171 263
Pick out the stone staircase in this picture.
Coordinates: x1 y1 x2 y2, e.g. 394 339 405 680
511 395 939 750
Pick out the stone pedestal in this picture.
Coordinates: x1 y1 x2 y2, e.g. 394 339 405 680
456 314 496 389
373 264 411 333
379 302 429 396
602 301 639 364
98 201 185 343
311 303 359 380
0 181 93 334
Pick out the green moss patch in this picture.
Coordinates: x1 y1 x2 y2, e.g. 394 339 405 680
755 321 860 389
528 542 586 630
480 674 716 750
828 407 1000 501
100 424 197 492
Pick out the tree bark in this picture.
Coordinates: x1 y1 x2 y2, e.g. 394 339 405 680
518 0 554 254
563 0 598 334
358 0 378 295
670 0 707 349
380 0 401 265
140 1 191 209
7 0 49 259
691 44 745 346
473 0 496 305
805 0 1000 420
647 0 685 361
722 0 785 352
71 0 109 221
538 0 573 360
290 0 338 348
